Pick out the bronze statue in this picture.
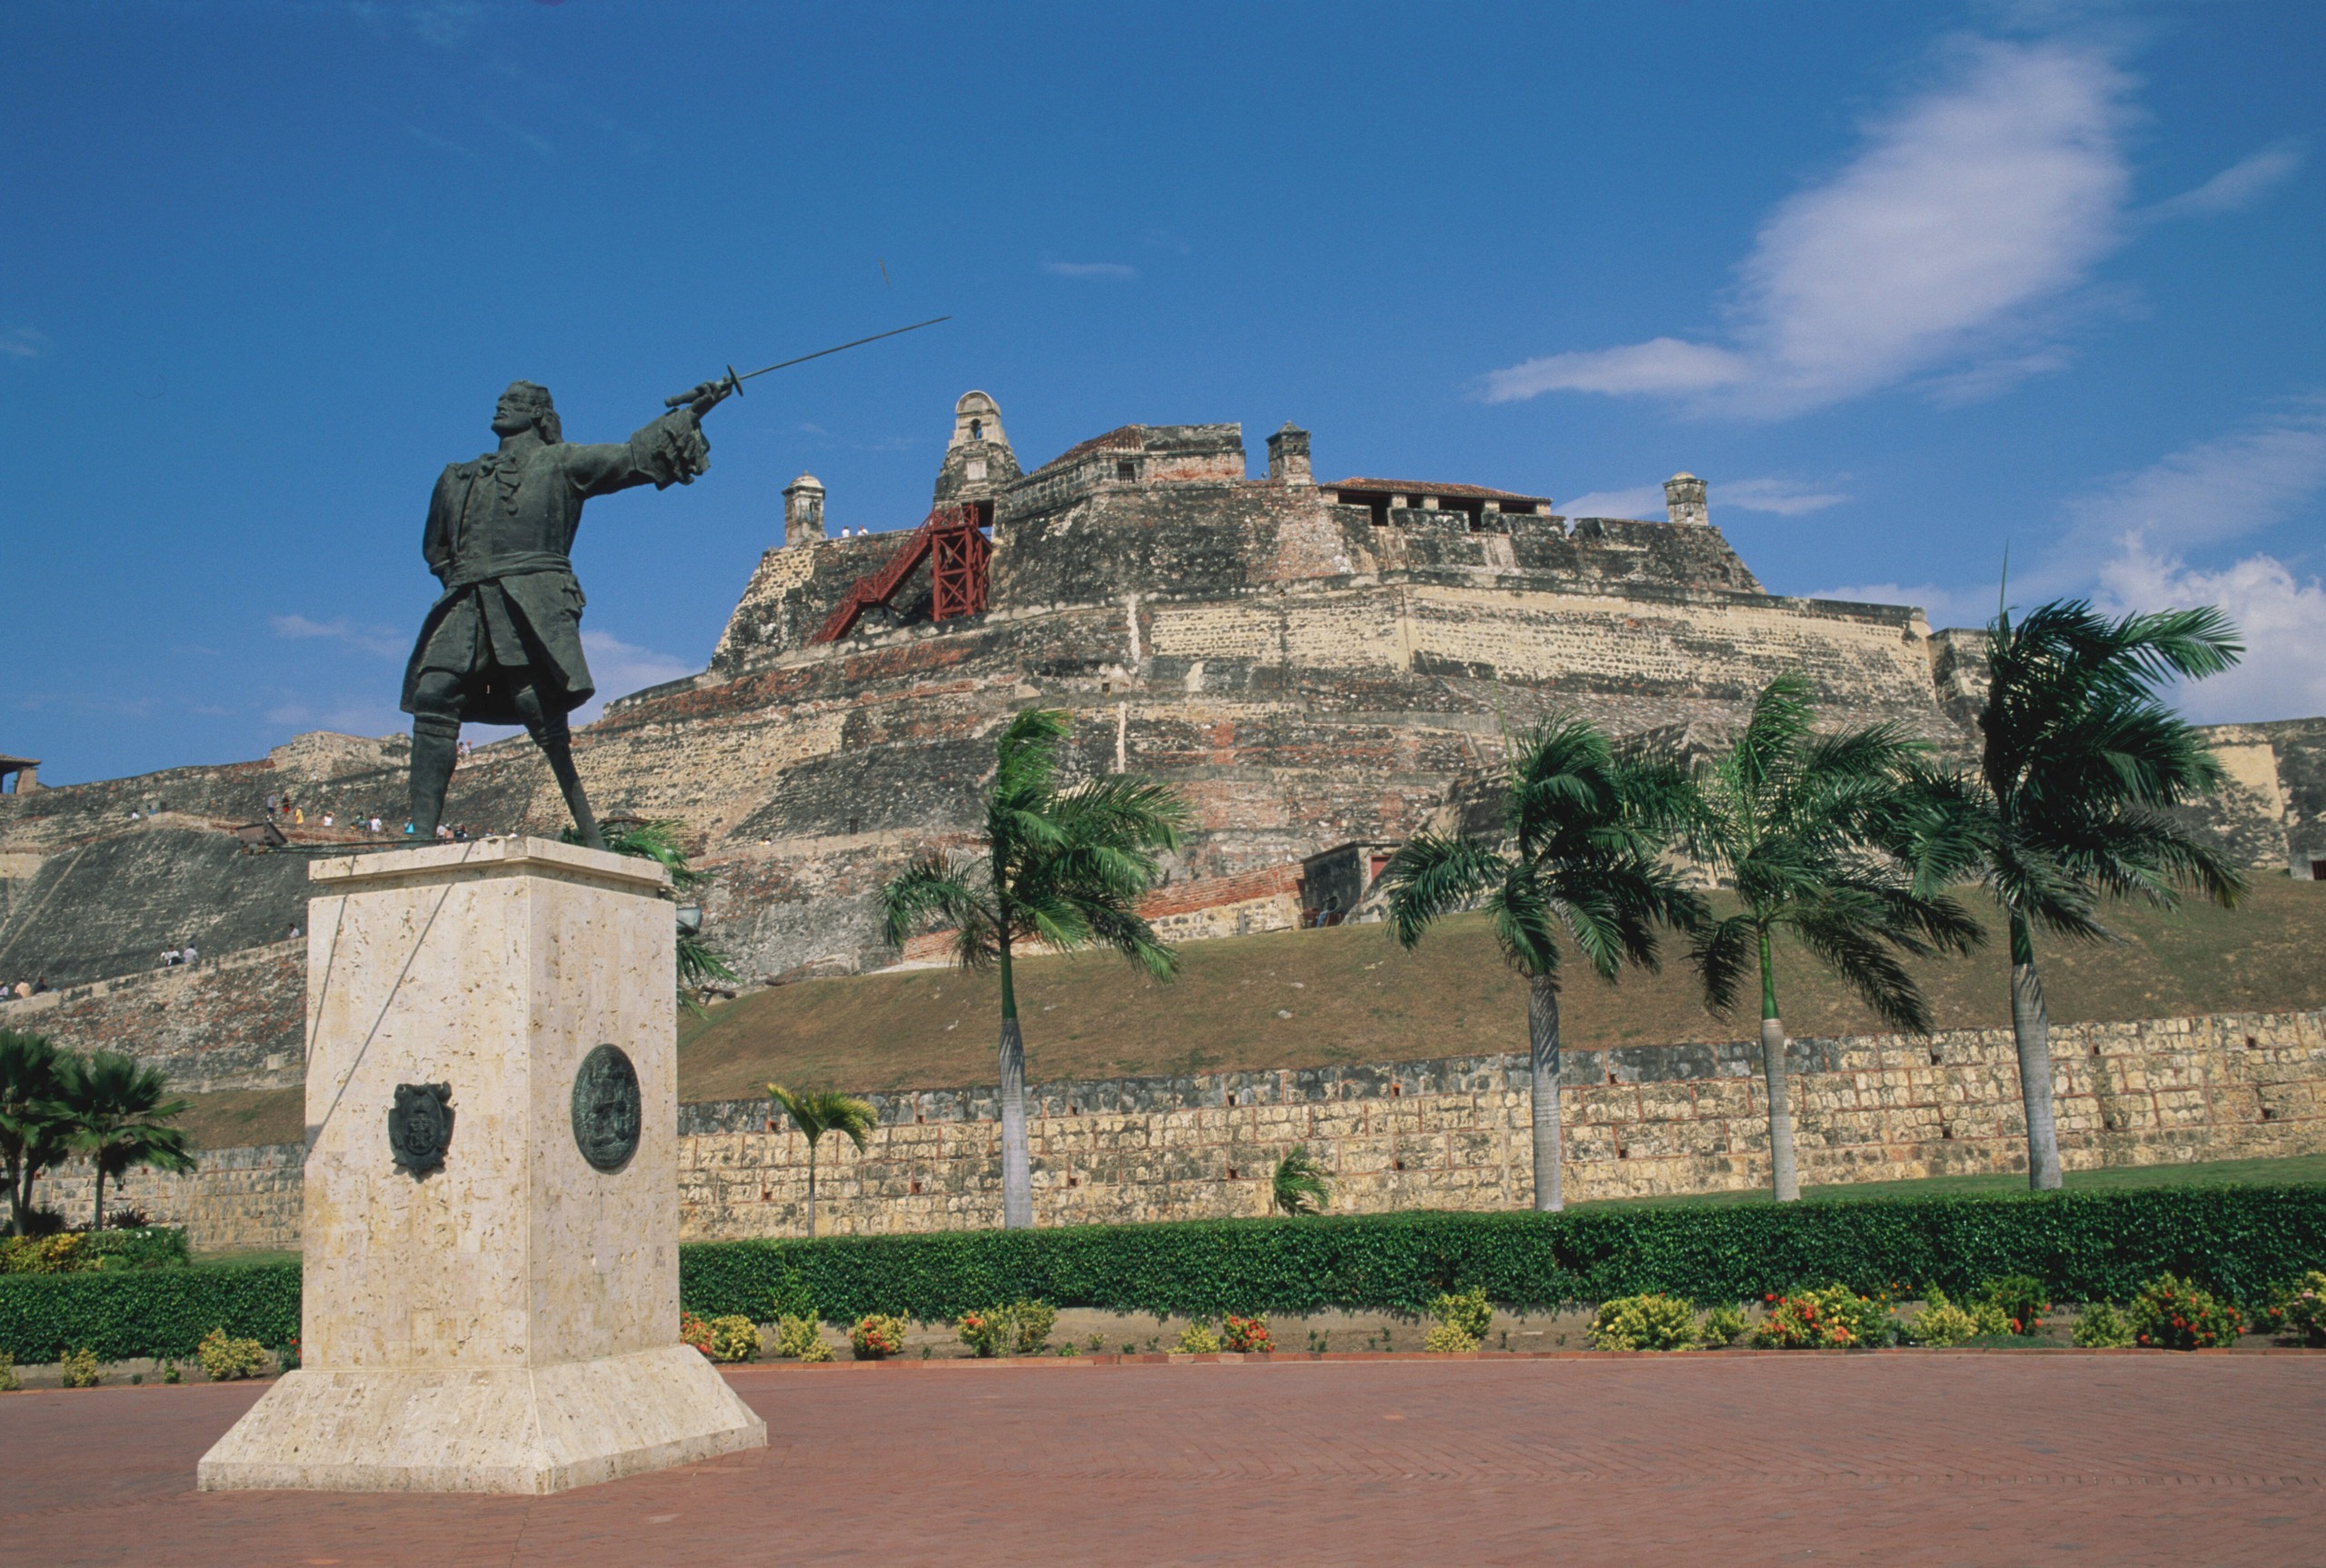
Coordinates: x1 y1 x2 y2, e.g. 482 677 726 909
400 379 725 849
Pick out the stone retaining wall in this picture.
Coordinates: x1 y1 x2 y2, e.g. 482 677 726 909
39 1142 303 1253
0 938 305 1092
55 1008 2324 1251
674 1009 2326 1238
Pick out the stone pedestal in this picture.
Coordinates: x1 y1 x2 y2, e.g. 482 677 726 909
199 838 765 1494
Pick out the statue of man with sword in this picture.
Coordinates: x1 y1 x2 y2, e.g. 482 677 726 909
397 317 947 849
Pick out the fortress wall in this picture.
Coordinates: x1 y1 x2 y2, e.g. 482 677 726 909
37 1142 303 1254
671 1007 2326 1237
0 938 305 1092
80 1007 2321 1251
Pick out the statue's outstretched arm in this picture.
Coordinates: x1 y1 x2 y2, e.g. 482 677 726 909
565 408 711 499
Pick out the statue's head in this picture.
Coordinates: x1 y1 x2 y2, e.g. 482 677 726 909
492 381 562 443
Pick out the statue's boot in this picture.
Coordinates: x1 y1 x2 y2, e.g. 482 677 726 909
408 714 460 839
529 711 604 851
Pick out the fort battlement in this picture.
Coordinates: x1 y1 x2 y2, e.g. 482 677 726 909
5 389 2323 1008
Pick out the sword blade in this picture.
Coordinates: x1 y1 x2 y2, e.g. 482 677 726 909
733 315 952 382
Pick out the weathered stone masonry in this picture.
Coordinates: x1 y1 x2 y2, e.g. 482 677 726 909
83 1007 2326 1251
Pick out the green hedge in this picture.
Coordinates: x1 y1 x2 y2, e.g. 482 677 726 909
679 1186 2326 1322
0 1264 298 1363
8 1186 2322 1360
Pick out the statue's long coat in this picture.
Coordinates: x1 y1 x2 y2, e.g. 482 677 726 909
400 411 703 726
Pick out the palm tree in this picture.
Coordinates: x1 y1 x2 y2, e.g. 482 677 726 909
1915 600 2244 1190
0 1030 72 1236
1685 674 1983 1201
1272 1145 1332 1216
1383 719 1704 1211
766 1085 879 1238
880 708 1188 1229
53 1050 193 1230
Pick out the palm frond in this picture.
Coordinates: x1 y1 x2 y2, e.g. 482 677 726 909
879 854 990 948
1380 832 1509 948
1691 915 1758 1019
1784 902 1934 1035
767 1086 880 1150
1733 672 1816 794
1273 1145 1332 1215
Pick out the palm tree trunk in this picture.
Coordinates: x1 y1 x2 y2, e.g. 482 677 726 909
1527 975 1564 1212
806 1140 819 1239
91 1162 106 1232
1759 930 1799 1203
2009 911 2063 1191
997 938 1033 1230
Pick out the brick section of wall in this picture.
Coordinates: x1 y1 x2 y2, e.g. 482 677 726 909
38 1142 303 1254
0 938 305 1091
672 1007 2326 1240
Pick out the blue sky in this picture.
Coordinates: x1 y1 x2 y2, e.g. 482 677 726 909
4 1 2320 784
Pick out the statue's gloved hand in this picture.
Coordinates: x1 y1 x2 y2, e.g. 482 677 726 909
676 381 729 418
639 408 711 489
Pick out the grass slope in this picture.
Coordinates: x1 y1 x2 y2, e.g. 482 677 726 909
676 878 2326 1100
167 879 2326 1146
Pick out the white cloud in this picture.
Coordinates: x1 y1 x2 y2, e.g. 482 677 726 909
271 613 406 659
1042 260 1138 280
2147 140 2306 221
1720 477 1851 515
1557 485 1667 520
2 328 45 359
2096 540 2326 722
1482 338 1748 402
2052 401 2326 570
1481 37 2134 417
1557 474 1848 521
571 630 695 725
2036 406 2326 721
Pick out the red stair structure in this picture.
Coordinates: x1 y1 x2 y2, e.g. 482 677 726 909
810 501 991 645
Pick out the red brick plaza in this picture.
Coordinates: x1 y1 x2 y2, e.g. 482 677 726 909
8 1355 2324 1566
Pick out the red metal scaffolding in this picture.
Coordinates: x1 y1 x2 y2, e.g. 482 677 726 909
810 501 991 645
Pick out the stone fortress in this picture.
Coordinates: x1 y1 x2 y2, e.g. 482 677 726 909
4 390 2323 1239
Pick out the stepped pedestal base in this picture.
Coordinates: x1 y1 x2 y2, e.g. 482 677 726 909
199 1345 765 1494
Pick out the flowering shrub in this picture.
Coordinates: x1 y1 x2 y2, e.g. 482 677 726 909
0 1235 85 1275
1897 1288 2008 1347
2130 1274 2242 1349
60 1347 102 1388
1221 1314 1273 1354
1698 1305 1748 1347
1589 1294 1699 1352
958 1308 1009 1358
703 1315 761 1363
1422 1319 1479 1354
1976 1275 2051 1335
1175 1320 1222 1354
680 1311 716 1356
2072 1301 2135 1347
850 1314 909 1360
2258 1271 2326 1345
773 1315 832 1362
1431 1286 1493 1340
196 1326 270 1381
1010 1300 1058 1356
1754 1285 1892 1349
